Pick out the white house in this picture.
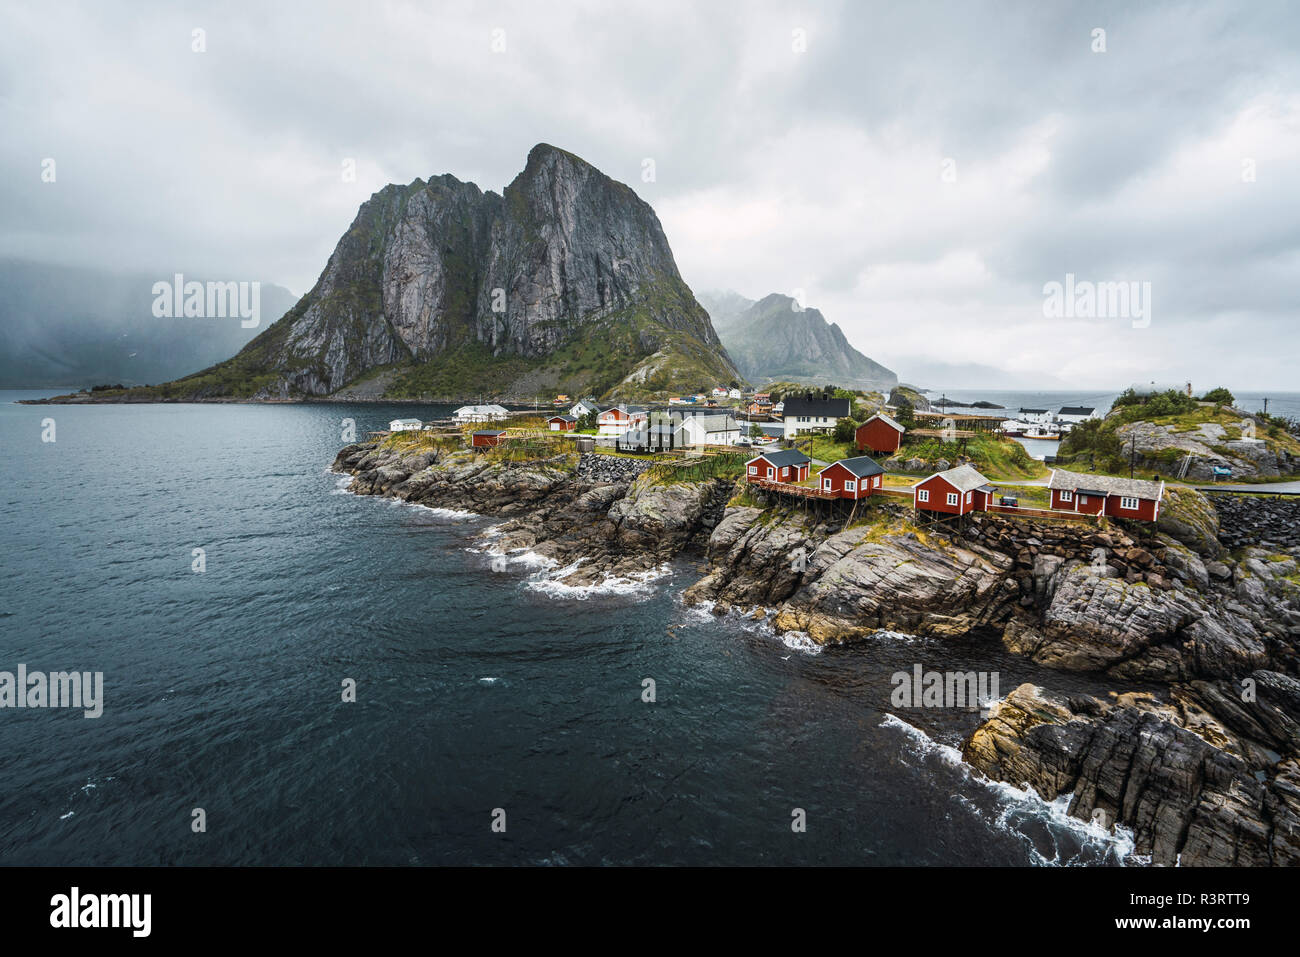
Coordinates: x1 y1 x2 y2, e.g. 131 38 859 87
389 418 423 432
570 398 599 419
1056 406 1100 425
728 387 742 400
711 387 728 398
1017 408 1054 426
680 414 741 447
454 404 509 424
780 394 851 438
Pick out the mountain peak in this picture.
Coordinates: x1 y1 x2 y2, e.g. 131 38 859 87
701 290 897 391
129 146 738 401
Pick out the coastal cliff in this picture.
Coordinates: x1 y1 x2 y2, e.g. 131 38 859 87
331 437 1300 865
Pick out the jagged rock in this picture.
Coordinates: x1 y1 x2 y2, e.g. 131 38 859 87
1157 487 1223 557
963 684 1300 866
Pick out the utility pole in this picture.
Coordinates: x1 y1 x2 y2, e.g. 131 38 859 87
1264 397 1270 415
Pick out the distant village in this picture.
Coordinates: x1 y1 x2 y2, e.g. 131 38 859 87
382 385 1168 525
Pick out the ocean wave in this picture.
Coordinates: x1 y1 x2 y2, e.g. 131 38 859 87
678 600 824 655
525 562 671 600
880 713 1140 866
330 477 480 519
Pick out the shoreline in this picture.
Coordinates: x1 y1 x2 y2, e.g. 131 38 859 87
330 435 1300 866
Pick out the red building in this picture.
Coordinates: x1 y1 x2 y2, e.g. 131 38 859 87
1048 470 1165 521
745 449 811 484
913 464 997 516
597 404 649 435
472 430 507 448
818 456 885 499
855 413 906 455
548 415 577 431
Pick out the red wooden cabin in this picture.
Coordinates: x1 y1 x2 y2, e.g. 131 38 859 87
913 464 997 516
817 456 885 499
1048 470 1164 521
855 413 905 455
745 449 811 484
472 430 507 448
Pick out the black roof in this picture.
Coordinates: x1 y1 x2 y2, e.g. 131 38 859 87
782 394 852 417
474 429 507 436
826 455 885 478
549 414 577 421
1058 406 1095 416
1018 407 1048 414
751 448 810 468
1076 488 1108 497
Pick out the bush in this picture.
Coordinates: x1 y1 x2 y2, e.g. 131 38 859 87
1199 387 1234 405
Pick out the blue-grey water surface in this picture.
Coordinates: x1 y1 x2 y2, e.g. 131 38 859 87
1 391 1144 865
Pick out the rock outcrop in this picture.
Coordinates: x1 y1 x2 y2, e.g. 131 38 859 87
963 682 1300 866
1115 419 1298 479
332 441 730 584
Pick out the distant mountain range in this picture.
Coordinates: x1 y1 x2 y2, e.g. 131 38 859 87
699 291 897 391
0 260 298 389
85 144 740 403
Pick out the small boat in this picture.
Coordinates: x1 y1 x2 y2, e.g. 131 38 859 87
1024 429 1061 441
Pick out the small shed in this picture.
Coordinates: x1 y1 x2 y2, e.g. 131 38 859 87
389 418 423 432
548 415 577 431
855 413 905 454
472 430 507 448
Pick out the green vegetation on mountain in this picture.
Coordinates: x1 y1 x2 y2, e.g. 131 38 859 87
699 291 896 391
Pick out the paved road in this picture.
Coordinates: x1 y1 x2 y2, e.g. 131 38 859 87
1192 481 1300 494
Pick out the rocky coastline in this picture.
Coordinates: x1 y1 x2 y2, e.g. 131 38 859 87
331 439 1300 865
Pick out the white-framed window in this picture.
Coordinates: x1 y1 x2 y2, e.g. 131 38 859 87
947 492 959 506
1120 496 1139 510
1079 495 1088 505
965 492 972 503
766 467 774 478
846 480 856 492
918 489 930 503
823 478 832 490
1060 490 1073 502
748 465 757 475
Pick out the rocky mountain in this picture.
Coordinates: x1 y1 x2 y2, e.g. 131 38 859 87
698 291 897 391
0 260 297 389
119 144 740 402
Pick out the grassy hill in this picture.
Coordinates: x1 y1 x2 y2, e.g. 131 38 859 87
1058 388 1300 481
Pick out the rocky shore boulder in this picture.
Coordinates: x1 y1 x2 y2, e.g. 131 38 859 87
963 683 1300 866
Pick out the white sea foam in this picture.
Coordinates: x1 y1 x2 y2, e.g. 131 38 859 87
880 713 1140 865
408 504 479 520
478 677 501 685
525 562 671 600
678 599 824 655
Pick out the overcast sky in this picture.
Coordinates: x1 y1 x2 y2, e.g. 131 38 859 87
3 0 1298 389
